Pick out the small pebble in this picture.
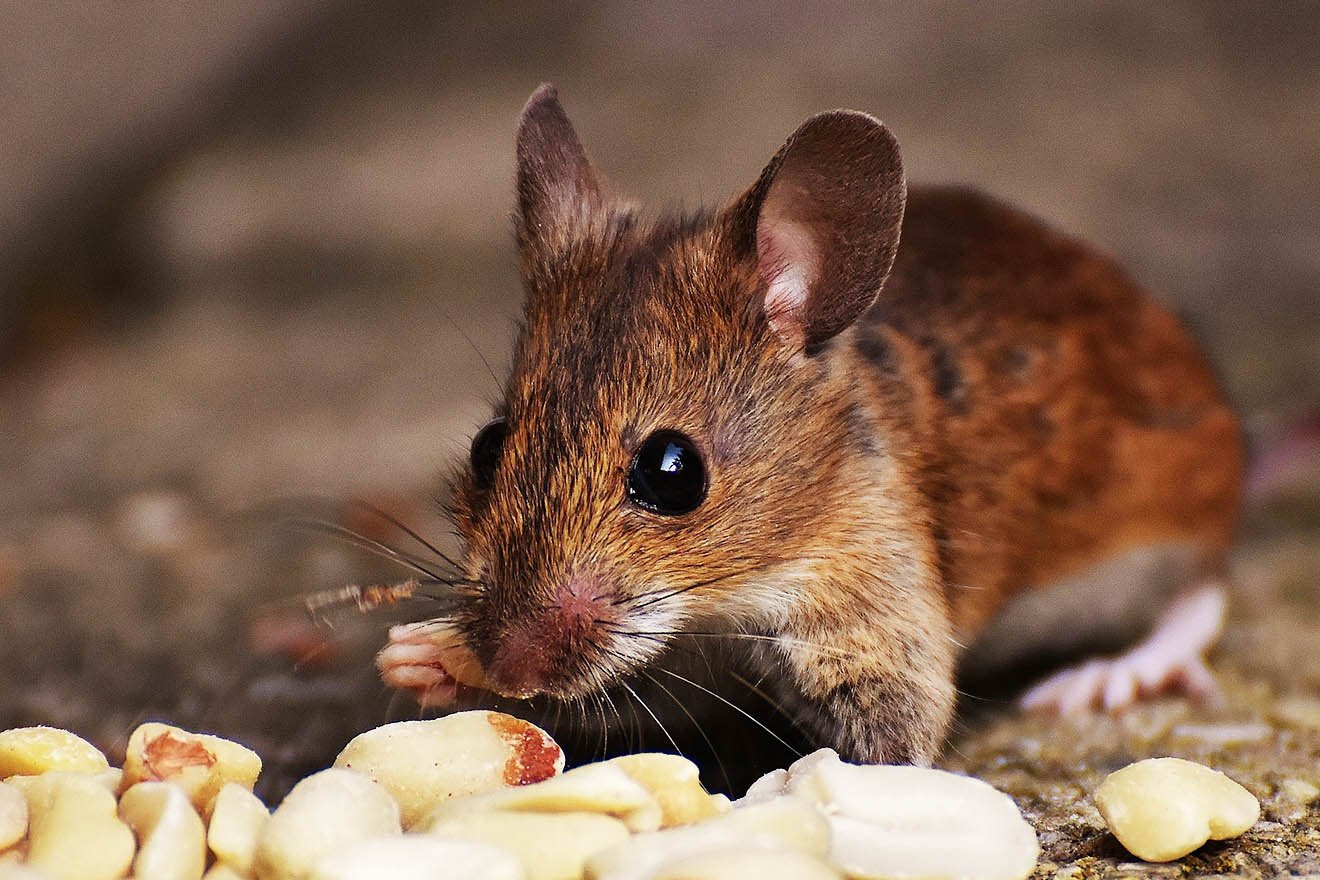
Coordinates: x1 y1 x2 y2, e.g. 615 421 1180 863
1272 696 1320 730
114 490 195 555
1278 778 1320 805
1169 722 1273 745
1094 757 1260 862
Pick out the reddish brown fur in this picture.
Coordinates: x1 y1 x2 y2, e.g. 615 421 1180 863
437 87 1243 767
861 187 1243 637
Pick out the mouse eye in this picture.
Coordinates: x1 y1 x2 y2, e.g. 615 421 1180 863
627 431 707 516
470 418 508 488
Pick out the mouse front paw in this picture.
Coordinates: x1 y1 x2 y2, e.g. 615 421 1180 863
377 622 487 709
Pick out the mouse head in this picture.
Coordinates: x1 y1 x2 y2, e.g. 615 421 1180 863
446 85 906 700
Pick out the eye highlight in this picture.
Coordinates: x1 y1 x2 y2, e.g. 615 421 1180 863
470 418 508 489
627 431 707 516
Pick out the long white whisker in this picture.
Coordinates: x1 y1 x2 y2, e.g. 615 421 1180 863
729 670 816 741
653 666 803 759
626 629 857 662
600 689 625 754
639 670 733 794
618 681 684 759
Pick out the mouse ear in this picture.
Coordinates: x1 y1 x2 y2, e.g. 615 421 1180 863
728 111 906 352
514 84 605 260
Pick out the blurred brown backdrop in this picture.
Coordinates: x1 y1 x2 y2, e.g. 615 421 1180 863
1 1 1316 797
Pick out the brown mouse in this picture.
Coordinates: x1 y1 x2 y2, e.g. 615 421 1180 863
377 85 1243 770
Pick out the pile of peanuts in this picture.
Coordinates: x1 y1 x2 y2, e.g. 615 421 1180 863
0 710 1046 880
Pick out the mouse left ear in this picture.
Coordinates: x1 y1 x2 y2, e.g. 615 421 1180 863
727 111 906 352
514 84 605 262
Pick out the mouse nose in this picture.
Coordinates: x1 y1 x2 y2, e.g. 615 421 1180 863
485 572 615 698
486 624 550 698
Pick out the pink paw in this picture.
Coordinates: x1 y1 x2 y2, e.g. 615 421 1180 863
377 624 461 708
1020 581 1226 715
1019 648 1219 714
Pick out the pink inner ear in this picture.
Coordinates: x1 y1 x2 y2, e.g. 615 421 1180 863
756 212 819 347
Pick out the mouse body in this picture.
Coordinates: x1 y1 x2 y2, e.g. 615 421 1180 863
378 86 1242 769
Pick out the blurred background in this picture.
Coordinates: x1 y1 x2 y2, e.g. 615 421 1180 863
1 1 1316 798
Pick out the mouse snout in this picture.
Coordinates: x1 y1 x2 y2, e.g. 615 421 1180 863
485 572 617 699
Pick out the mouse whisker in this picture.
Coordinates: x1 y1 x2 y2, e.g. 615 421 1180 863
617 680 685 761
620 629 857 663
280 516 460 582
728 669 817 742
638 669 734 795
598 689 623 758
624 566 765 611
341 497 469 575
595 692 611 761
651 666 803 759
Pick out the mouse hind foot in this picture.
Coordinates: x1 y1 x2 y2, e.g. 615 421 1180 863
1018 579 1226 715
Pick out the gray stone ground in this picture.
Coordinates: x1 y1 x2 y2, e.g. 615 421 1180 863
1 2 1316 876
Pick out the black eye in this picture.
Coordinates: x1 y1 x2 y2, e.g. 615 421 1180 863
470 418 508 488
627 431 707 515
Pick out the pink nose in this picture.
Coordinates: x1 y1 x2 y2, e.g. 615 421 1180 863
485 574 614 698
486 624 551 697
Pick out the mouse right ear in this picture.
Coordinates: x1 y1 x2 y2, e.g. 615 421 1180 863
514 84 605 263
726 111 906 353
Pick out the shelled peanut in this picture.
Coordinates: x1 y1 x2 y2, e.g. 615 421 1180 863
0 711 1053 880
1095 757 1260 862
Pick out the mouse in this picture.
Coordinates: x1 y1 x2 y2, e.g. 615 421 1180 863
375 84 1243 772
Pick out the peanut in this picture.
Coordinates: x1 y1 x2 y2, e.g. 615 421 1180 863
309 835 526 880
0 727 108 778
603 754 726 827
203 864 250 880
426 761 661 832
649 847 841 880
334 712 563 829
207 782 270 875
0 860 48 880
428 810 630 880
252 768 400 880
586 797 830 880
760 749 1039 880
1095 757 1260 862
0 783 26 853
119 781 207 880
24 771 135 880
122 723 261 814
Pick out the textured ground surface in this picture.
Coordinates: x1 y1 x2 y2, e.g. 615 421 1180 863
1 2 1317 876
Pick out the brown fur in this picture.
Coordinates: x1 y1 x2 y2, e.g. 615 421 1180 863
441 87 1243 767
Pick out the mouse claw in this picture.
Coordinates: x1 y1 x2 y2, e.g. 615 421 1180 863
376 637 460 708
377 621 491 709
1020 581 1227 715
